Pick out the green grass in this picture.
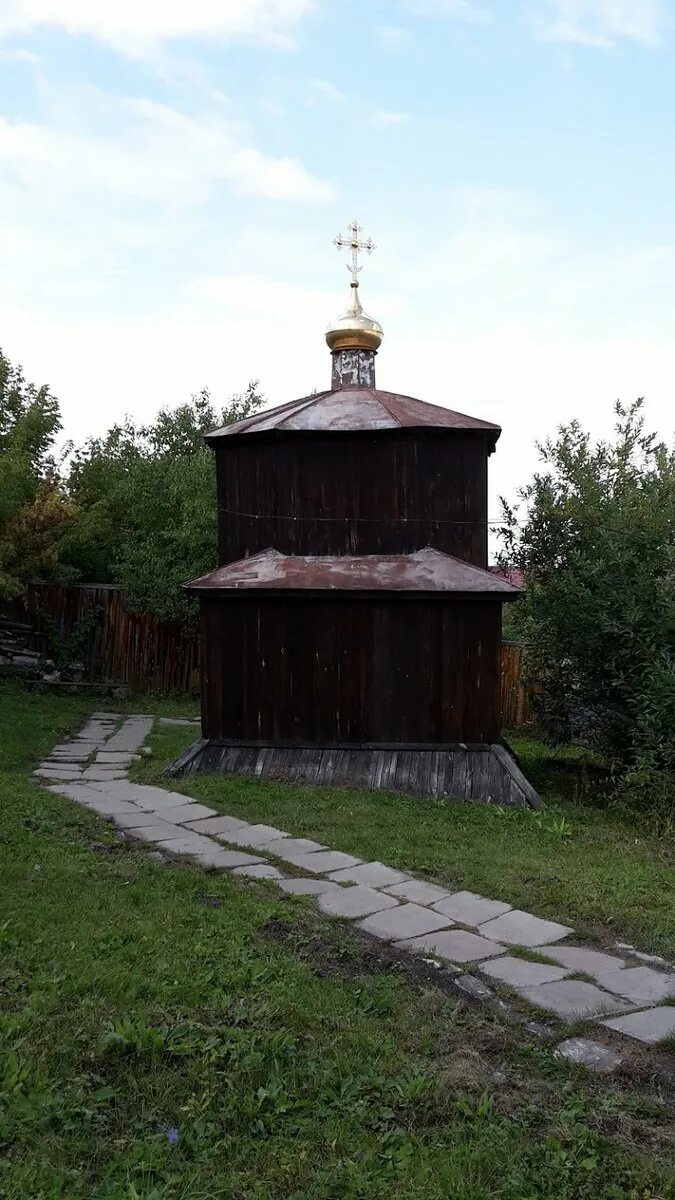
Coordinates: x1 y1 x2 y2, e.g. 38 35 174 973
134 726 675 960
2 679 675 1199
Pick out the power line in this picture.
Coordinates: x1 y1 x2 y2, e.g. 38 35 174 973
220 506 514 528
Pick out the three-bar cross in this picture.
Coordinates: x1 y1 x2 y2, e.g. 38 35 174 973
333 219 376 286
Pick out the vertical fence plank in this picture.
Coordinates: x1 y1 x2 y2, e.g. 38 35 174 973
499 641 533 728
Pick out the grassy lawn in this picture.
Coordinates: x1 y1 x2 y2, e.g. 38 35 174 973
135 725 675 961
2 678 675 1199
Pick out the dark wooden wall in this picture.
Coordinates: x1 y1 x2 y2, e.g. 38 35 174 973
215 430 490 568
200 595 502 745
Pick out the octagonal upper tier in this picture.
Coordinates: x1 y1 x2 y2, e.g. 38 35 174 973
205 388 501 442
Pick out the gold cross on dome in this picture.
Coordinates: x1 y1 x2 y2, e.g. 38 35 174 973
333 219 376 286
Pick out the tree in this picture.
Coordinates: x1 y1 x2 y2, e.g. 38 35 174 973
0 349 72 599
500 399 675 805
60 383 264 619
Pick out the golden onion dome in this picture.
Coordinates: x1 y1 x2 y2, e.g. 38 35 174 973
325 282 384 352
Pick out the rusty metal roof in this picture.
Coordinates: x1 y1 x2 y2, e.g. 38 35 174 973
185 547 521 595
206 388 501 440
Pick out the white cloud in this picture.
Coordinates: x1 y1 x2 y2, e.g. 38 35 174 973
187 271 335 314
312 78 345 101
539 0 667 46
0 92 334 204
374 24 410 51
370 109 410 128
0 0 316 54
403 0 490 23
0 45 40 61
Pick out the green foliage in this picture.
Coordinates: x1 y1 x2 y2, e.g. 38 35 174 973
40 607 100 672
0 342 263 618
500 399 675 808
0 348 72 599
59 382 264 618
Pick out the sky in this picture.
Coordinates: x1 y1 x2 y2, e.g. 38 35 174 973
1 0 675 514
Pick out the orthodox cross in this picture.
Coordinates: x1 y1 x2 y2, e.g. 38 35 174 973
333 219 376 285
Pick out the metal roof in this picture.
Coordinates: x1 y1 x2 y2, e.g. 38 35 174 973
206 388 501 440
185 547 521 595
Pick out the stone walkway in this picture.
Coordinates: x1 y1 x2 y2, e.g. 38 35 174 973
37 713 675 1065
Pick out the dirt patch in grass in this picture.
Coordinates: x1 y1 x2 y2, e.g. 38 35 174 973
262 915 464 994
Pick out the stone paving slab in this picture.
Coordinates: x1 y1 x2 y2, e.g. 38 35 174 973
190 846 259 868
113 809 163 828
317 885 399 919
155 803 218 825
35 767 84 780
478 910 573 947
222 823 290 848
284 849 363 874
46 782 111 804
196 849 266 868
519 980 629 1018
94 753 135 764
328 861 410 888
456 974 493 999
39 760 83 771
595 967 675 1005
49 750 92 761
358 902 453 942
539 944 626 980
156 834 224 856
401 929 505 963
232 863 284 879
51 739 98 748
89 781 194 808
617 945 671 968
85 798 144 816
82 769 128 781
48 758 91 768
432 891 512 927
601 1006 675 1045
262 837 326 859
554 1037 623 1073
105 720 154 753
184 815 249 835
129 823 188 843
480 955 571 988
278 878 342 896
382 879 452 906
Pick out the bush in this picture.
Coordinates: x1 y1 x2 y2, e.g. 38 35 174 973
58 383 264 619
501 399 675 809
0 349 72 599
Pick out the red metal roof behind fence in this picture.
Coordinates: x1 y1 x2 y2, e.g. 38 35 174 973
185 547 522 595
489 565 525 589
206 388 501 439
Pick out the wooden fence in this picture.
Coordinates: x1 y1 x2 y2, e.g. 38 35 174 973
499 641 533 729
12 582 200 693
5 582 534 724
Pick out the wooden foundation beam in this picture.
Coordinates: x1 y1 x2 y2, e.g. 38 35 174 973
165 740 541 811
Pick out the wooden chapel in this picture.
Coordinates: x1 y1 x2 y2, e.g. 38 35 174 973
173 222 540 810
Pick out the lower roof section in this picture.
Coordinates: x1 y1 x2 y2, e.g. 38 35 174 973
184 547 522 596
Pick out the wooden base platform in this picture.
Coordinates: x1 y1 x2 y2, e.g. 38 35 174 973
165 739 541 811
